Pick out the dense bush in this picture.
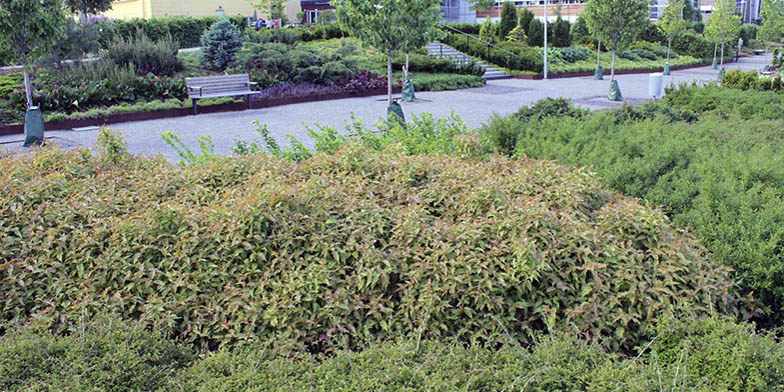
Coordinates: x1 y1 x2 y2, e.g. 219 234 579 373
630 41 677 59
245 23 345 45
0 141 745 352
722 69 784 92
518 8 535 37
556 47 591 63
1 316 193 392
200 18 244 71
392 53 461 74
551 17 572 47
443 22 481 35
571 16 593 46
630 48 658 60
481 86 784 325
234 42 357 87
103 30 182 77
527 18 544 47
442 33 543 72
739 23 758 44
638 20 666 43
98 16 248 50
6 62 187 114
498 1 518 40
2 316 781 391
670 32 713 60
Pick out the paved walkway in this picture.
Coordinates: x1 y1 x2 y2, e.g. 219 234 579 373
1 55 769 162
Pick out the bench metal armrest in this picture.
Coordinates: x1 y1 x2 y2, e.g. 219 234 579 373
188 85 204 96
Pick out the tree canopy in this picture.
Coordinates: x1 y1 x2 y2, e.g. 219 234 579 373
759 0 784 45
705 0 741 65
659 0 689 61
65 0 113 15
582 0 649 79
0 0 66 64
334 0 441 104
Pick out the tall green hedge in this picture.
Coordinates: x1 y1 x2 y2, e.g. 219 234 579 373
98 16 248 50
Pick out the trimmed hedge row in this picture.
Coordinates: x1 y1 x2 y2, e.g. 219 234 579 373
0 139 745 352
98 16 248 49
2 316 782 391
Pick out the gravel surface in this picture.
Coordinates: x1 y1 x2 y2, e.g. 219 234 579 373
0 55 769 162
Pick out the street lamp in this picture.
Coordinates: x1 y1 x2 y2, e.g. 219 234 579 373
543 0 548 79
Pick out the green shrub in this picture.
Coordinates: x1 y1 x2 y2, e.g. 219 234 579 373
518 8 535 36
670 31 713 60
4 315 779 391
556 47 591 63
651 317 784 390
739 23 758 44
486 86 784 325
409 73 485 91
200 18 243 71
527 18 544 47
498 1 518 40
551 17 572 47
0 140 746 352
631 48 658 60
442 22 481 35
103 30 182 77
571 16 593 46
478 19 496 43
722 69 784 93
0 315 193 392
234 42 358 86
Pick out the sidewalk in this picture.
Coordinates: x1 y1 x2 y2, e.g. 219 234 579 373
0 55 770 162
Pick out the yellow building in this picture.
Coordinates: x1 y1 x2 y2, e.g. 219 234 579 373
104 0 301 22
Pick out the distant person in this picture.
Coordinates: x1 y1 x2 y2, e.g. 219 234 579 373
256 18 266 31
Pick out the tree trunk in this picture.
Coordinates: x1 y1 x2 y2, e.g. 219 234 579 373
387 49 393 104
667 38 672 63
611 49 616 80
404 53 410 82
23 69 33 108
713 43 718 63
597 41 601 67
720 42 725 66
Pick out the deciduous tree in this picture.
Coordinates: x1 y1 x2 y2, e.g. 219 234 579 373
759 0 784 48
705 0 741 66
334 0 442 104
0 0 67 107
582 0 649 80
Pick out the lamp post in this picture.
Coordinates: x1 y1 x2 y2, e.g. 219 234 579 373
543 0 548 79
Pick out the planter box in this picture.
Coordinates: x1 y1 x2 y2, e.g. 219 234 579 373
513 62 710 80
0 87 402 136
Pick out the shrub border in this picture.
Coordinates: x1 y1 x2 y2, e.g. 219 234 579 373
0 87 402 136
514 62 711 80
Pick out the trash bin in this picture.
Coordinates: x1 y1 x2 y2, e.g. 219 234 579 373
648 72 663 99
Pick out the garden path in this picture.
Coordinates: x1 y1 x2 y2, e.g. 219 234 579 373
0 55 770 162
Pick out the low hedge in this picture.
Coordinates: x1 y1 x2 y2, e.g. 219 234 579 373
722 69 784 92
442 33 543 72
0 140 745 352
2 316 781 391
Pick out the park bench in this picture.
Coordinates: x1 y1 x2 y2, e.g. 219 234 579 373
186 74 258 115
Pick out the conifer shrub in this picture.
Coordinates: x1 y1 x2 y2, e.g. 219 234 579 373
103 30 183 77
0 142 747 353
200 18 243 71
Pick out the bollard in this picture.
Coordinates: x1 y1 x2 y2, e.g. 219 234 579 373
649 72 663 99
23 106 45 147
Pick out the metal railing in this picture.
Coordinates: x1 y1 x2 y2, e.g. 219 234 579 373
439 23 521 61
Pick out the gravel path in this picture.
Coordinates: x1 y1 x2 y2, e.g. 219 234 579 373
1 55 769 162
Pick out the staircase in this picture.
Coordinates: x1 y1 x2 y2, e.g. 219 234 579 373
427 42 510 80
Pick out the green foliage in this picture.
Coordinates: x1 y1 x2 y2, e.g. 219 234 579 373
245 24 346 45
759 0 784 45
740 23 759 43
551 17 572 47
505 24 527 43
660 0 688 60
556 47 591 63
0 315 193 392
442 33 543 72
104 30 183 77
234 42 357 86
2 316 780 391
527 18 544 47
0 134 745 353
498 1 518 40
96 128 130 165
481 86 784 325
518 7 535 36
200 18 243 71
0 0 66 65
99 16 248 50
407 73 485 91
161 131 217 166
705 0 741 64
651 317 784 390
65 0 113 15
571 16 592 46
479 19 496 43
722 69 784 92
